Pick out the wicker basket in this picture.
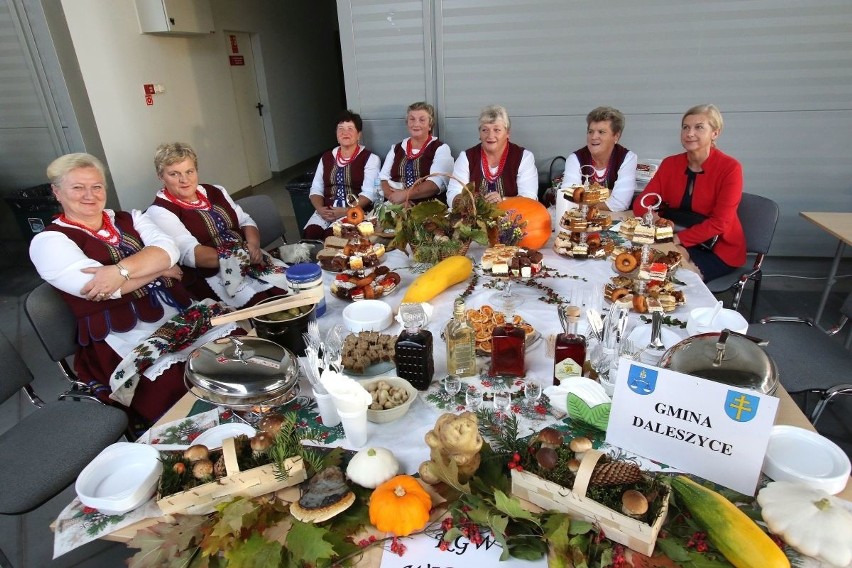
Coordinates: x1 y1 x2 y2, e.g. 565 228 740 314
401 173 480 263
157 436 306 515
511 449 669 556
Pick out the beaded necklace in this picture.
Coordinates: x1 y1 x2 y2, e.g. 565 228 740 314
58 211 120 245
481 143 509 183
590 155 610 185
161 188 211 210
335 146 361 167
405 137 431 160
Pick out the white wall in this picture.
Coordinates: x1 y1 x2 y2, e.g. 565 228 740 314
337 0 852 257
59 0 343 212
61 0 249 211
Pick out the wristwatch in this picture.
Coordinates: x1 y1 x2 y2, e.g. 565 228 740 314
116 262 131 281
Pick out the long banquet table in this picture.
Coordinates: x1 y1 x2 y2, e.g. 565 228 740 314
67 228 851 557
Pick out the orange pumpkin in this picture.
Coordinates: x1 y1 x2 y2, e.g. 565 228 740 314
497 196 552 250
368 475 432 536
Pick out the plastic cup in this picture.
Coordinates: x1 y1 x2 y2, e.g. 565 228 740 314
312 388 341 427
337 408 368 447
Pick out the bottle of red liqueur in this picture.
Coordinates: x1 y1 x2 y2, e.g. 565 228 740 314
553 305 586 385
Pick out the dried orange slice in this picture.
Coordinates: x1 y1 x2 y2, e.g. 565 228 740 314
519 323 535 335
475 330 490 342
478 340 492 353
480 305 494 317
492 312 506 325
512 314 524 325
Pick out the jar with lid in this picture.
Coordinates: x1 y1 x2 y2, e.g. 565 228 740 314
285 262 326 317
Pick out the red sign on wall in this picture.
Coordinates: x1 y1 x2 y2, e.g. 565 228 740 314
229 34 239 54
143 84 155 95
145 94 154 106
229 55 245 66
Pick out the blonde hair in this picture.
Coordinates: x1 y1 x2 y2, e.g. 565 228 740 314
154 142 198 176
479 105 511 131
683 104 724 134
47 153 106 186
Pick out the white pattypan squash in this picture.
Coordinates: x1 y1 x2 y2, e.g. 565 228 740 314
346 447 400 488
757 481 852 568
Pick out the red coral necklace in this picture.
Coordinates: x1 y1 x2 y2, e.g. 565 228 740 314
336 146 361 167
481 144 509 183
59 211 120 245
405 137 431 159
162 188 211 210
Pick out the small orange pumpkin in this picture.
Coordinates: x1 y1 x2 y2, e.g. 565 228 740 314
497 196 552 250
368 474 432 536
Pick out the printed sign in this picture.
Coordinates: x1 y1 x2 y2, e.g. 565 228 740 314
229 55 245 66
606 359 778 495
378 528 545 568
145 94 154 106
229 34 239 54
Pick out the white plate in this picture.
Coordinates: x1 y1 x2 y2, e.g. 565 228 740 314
762 425 851 495
628 324 682 365
191 423 256 449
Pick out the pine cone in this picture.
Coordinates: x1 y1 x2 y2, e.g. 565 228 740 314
213 455 227 479
589 460 643 486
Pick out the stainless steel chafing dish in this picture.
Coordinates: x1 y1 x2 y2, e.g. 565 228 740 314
184 336 300 410
658 329 779 395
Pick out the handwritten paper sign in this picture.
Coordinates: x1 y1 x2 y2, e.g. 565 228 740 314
378 527 546 568
606 359 778 495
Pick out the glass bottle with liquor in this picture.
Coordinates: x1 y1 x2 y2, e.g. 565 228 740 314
553 305 586 386
395 305 435 390
489 323 526 377
445 297 477 378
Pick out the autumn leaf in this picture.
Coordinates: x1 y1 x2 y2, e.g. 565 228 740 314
127 515 208 568
216 497 262 535
542 512 573 551
223 532 283 568
285 520 337 566
493 489 536 521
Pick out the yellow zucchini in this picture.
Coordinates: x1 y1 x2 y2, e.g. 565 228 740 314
671 476 789 568
401 255 473 304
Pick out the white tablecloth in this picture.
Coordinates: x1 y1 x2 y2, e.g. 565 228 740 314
309 231 717 474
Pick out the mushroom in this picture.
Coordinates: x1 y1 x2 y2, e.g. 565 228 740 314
250 432 274 457
172 462 186 475
192 458 214 480
568 436 592 459
533 427 564 450
535 447 558 471
183 444 210 463
621 489 649 518
257 413 286 437
567 458 581 474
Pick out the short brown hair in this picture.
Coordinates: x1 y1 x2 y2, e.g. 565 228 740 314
479 105 511 130
154 142 198 176
407 101 436 130
586 106 625 135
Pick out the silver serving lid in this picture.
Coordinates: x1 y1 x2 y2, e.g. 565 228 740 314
658 329 778 395
185 336 299 404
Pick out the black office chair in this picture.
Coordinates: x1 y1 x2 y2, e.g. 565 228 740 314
236 194 286 249
749 290 852 426
24 282 103 403
706 192 780 322
0 333 127 567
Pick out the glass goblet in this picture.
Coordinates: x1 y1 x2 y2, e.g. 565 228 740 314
465 385 483 412
443 375 462 408
493 390 512 420
523 379 542 411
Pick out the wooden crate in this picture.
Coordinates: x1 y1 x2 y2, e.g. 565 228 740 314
157 436 306 515
511 449 668 556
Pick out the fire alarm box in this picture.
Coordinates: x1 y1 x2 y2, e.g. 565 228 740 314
135 0 214 36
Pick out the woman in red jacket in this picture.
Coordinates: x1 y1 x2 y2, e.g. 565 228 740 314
633 104 745 281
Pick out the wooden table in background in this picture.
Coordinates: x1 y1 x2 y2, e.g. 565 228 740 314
800 211 852 328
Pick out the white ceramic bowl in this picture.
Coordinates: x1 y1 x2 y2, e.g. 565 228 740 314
686 306 748 336
75 442 162 515
342 300 393 332
762 425 851 495
362 376 418 424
